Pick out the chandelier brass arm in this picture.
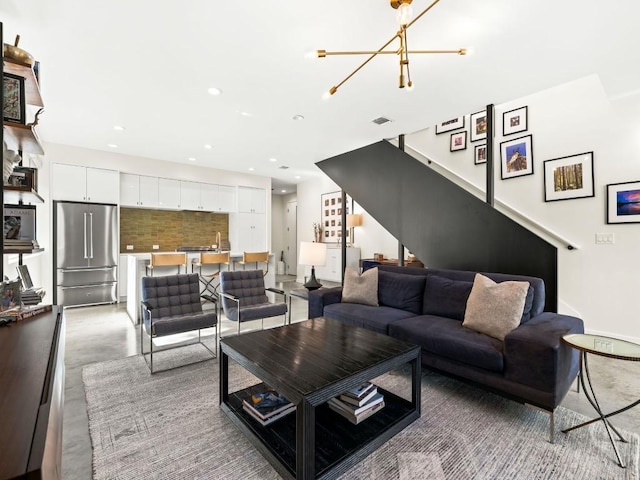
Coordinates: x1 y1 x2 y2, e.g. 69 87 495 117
317 0 466 95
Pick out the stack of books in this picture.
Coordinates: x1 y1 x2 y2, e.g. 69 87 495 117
328 382 385 425
4 239 36 251
242 387 295 426
0 304 52 324
21 287 45 306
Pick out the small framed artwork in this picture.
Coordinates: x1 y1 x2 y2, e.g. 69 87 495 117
543 152 594 202
3 73 26 124
500 134 533 179
321 191 352 243
503 106 528 136
450 131 467 152
474 144 487 165
435 116 465 134
606 180 640 224
470 110 487 142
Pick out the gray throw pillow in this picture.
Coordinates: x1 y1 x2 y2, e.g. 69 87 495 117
462 273 529 341
342 267 379 307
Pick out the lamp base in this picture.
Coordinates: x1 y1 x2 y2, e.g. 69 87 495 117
304 266 323 291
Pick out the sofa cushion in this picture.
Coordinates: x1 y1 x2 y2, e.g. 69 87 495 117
323 303 415 335
378 269 426 315
389 315 505 372
422 274 473 320
463 273 529 341
342 267 378 306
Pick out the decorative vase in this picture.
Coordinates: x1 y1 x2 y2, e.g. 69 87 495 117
314 231 323 243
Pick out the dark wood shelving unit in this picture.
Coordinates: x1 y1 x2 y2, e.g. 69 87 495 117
3 121 44 155
3 247 44 255
3 186 44 204
3 57 43 106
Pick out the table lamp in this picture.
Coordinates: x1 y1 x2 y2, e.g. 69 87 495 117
299 241 327 290
346 213 362 246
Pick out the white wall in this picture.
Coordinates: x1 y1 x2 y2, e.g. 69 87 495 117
271 194 286 262
7 142 272 304
405 74 640 342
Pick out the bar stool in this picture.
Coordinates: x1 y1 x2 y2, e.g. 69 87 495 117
192 251 230 308
235 251 269 276
145 252 188 276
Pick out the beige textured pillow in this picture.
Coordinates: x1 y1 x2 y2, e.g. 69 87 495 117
462 273 529 341
342 267 379 306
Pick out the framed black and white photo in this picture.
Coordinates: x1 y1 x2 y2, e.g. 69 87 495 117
450 131 467 152
3 73 26 124
3 204 36 242
435 116 465 134
502 106 528 136
321 191 352 243
543 152 594 202
606 180 640 224
500 135 533 179
470 110 487 142
474 144 487 165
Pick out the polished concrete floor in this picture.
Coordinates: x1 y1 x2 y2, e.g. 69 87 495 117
62 280 640 479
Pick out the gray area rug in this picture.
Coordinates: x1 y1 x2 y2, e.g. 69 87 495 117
83 344 639 479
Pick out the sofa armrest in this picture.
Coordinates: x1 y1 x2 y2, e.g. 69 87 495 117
308 287 342 318
504 312 584 404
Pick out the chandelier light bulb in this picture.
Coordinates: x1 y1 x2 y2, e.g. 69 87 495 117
396 3 413 26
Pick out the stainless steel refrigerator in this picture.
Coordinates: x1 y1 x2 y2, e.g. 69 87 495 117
54 201 118 307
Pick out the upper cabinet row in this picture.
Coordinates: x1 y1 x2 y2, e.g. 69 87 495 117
51 163 119 204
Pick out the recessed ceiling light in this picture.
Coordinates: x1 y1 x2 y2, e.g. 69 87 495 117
248 167 255 171
281 189 287 193
269 158 277 162
295 175 301 179
292 114 304 121
204 144 212 149
107 144 118 148
240 111 253 117
188 157 196 161
208 87 222 95
113 125 125 131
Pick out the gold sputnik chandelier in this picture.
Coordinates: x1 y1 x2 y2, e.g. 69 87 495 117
317 0 466 96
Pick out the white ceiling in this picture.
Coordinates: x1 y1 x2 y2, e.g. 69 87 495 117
2 0 640 194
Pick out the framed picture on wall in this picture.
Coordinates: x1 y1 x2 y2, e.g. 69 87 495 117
543 151 594 202
470 110 487 142
503 106 528 136
435 116 465 134
3 73 26 124
449 131 467 152
321 191 352 243
606 180 640 224
474 144 487 165
500 134 533 179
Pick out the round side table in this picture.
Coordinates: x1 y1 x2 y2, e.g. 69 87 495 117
561 333 640 468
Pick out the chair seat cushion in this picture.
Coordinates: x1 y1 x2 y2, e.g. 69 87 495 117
151 312 217 336
389 315 505 372
226 302 287 322
323 303 416 335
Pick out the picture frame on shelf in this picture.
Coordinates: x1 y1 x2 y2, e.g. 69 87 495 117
470 110 487 142
500 135 533 180
0 278 22 312
321 191 352 243
474 144 487 165
543 151 594 202
6 166 36 190
502 106 528 136
3 72 26 124
3 204 36 243
450 131 467 152
606 180 640 224
435 116 465 134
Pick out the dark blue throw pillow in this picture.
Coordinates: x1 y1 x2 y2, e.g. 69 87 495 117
423 274 473 320
378 270 426 315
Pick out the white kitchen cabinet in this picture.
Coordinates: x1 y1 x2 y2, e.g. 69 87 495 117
218 185 236 212
235 211 267 252
120 174 158 208
51 163 119 203
118 254 128 301
238 186 266 213
158 178 181 209
180 180 201 211
180 181 237 212
312 246 361 283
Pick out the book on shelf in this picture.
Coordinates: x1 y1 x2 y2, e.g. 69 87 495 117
0 304 52 323
329 392 384 416
328 399 385 425
242 403 296 426
242 396 294 421
242 386 294 426
341 381 376 400
340 385 379 407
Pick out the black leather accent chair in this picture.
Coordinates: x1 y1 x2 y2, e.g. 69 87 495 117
140 273 217 373
219 269 287 336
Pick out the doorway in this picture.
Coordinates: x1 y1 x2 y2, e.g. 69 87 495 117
285 201 297 275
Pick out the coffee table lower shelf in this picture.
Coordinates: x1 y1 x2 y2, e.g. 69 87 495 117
221 382 418 479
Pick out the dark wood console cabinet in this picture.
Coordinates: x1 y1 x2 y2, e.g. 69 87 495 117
0 307 65 480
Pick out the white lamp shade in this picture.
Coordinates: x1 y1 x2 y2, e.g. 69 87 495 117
299 241 327 266
346 214 363 228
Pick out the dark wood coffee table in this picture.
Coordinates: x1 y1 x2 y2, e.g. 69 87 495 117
219 317 421 480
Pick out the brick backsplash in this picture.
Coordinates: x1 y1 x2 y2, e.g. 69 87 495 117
120 208 229 253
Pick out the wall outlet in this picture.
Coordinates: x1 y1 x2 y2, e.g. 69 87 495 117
126 245 134 250
595 233 615 244
152 245 160 250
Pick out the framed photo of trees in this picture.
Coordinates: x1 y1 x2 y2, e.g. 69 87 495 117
543 152 594 202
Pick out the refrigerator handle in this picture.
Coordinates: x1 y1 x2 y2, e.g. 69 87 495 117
89 212 94 258
83 212 88 259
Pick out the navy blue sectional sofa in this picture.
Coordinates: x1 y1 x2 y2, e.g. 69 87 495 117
308 265 584 437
